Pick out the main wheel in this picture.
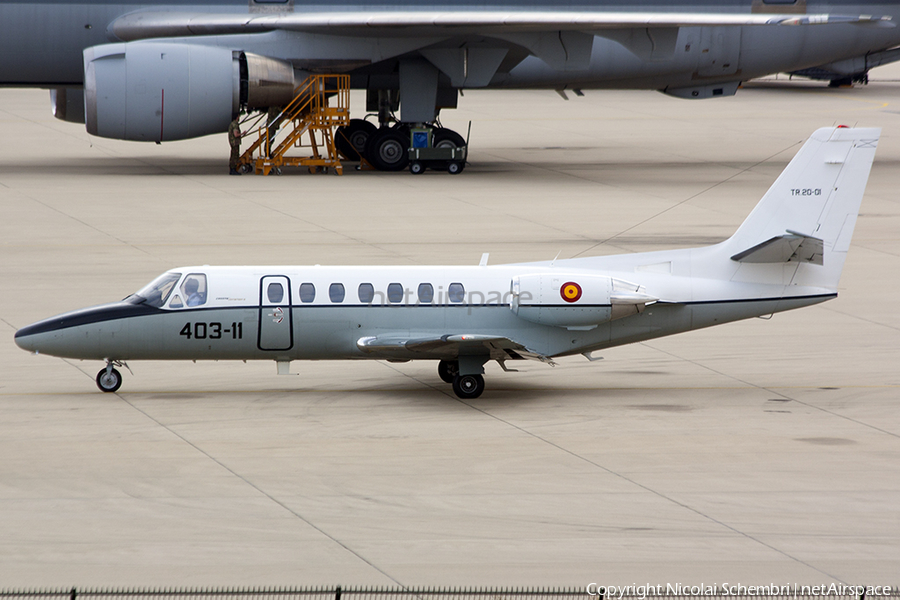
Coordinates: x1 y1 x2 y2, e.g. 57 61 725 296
452 374 485 399
438 360 459 384
336 119 377 161
365 129 409 171
96 367 122 393
433 128 465 149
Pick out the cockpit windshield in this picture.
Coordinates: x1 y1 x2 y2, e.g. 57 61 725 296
125 272 182 307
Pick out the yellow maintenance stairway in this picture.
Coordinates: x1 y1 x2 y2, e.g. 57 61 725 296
237 74 350 175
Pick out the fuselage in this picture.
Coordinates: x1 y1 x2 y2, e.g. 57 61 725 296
13 259 834 364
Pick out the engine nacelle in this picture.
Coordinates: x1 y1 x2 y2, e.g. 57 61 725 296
511 273 657 329
83 43 298 142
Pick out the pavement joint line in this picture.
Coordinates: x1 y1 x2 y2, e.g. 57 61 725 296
640 342 900 439
571 139 804 259
54 357 409 584
818 303 900 333
9 191 159 259
760 389 900 440
239 197 413 262
98 376 409 587
379 361 842 582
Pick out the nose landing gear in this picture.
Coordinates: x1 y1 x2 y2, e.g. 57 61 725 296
96 360 128 393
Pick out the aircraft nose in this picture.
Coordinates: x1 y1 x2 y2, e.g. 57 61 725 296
13 327 37 352
14 319 53 354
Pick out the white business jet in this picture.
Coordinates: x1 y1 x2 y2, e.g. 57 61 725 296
15 127 879 399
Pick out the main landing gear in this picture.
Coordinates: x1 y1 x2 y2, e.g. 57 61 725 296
438 359 486 399
96 360 127 393
336 119 467 173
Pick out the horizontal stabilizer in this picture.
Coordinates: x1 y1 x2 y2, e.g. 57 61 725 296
731 230 824 265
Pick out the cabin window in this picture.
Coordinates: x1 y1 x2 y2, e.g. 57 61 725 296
267 282 284 304
329 283 345 303
299 282 316 303
182 273 208 307
358 283 374 303
132 272 181 308
387 283 404 303
417 283 434 303
448 282 465 303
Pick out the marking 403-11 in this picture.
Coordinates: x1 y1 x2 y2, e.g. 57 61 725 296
179 322 243 340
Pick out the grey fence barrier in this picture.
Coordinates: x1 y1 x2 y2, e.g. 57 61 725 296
0 587 897 600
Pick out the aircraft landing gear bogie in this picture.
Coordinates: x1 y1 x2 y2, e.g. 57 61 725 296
365 128 410 171
96 366 122 393
452 373 485 399
336 118 377 161
438 360 459 384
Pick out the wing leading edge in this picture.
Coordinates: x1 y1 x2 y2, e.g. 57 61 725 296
111 11 893 41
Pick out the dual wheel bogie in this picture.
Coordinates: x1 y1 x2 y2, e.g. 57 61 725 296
438 359 485 399
337 119 466 173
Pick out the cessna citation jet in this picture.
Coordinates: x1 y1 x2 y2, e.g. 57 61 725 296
15 127 878 398
0 2 899 169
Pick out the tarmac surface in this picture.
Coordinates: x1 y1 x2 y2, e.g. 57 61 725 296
1 68 899 587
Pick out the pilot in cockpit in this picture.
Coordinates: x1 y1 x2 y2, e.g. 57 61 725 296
183 276 207 307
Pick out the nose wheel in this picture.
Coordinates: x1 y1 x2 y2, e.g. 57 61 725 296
95 360 128 393
96 366 122 393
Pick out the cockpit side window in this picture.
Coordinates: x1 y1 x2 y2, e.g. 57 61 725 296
130 272 182 308
181 273 208 307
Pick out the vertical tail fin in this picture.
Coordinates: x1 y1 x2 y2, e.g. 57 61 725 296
723 126 879 290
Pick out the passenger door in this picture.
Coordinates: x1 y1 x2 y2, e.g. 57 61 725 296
258 275 293 351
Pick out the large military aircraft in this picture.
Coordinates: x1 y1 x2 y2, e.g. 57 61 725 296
0 1 899 169
14 126 878 398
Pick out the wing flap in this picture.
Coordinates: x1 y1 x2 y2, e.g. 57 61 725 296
111 11 892 41
357 334 555 365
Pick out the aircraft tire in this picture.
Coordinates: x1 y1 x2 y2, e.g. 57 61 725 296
336 119 377 161
365 129 409 171
433 128 465 149
96 367 122 393
452 374 484 399
438 360 459 384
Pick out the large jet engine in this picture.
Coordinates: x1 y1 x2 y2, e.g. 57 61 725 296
83 42 298 142
511 273 657 329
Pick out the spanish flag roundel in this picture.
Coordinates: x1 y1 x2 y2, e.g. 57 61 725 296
560 281 582 303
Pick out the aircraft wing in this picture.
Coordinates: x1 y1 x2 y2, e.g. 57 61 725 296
111 11 893 41
356 333 555 365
